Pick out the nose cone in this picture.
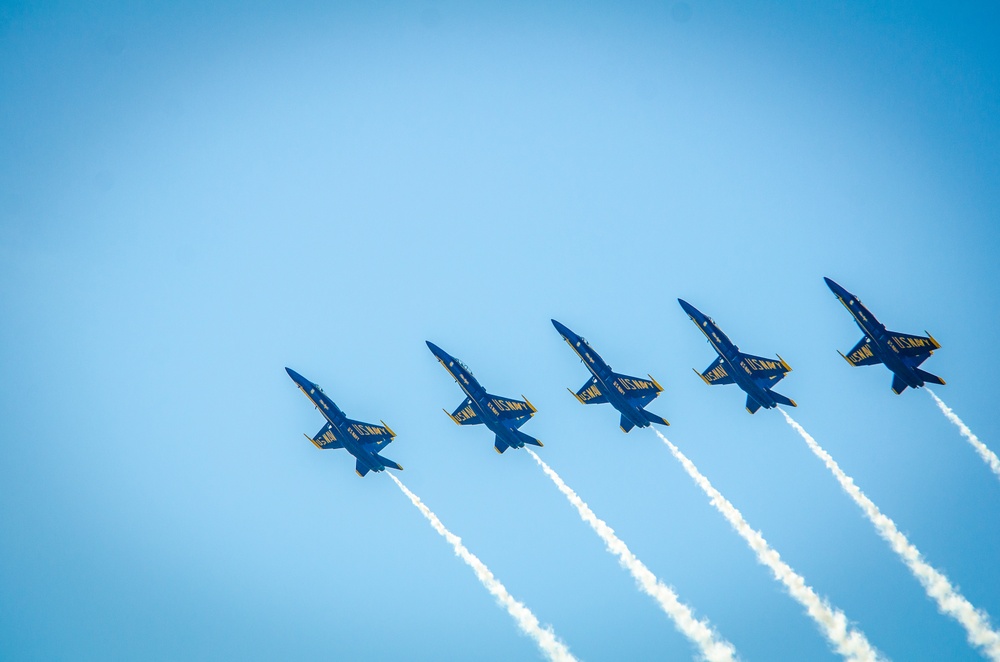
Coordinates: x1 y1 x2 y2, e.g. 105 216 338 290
824 277 849 299
550 319 574 339
425 341 448 361
677 298 699 319
285 367 306 386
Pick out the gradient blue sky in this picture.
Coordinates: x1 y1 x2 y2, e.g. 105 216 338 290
2 2 1000 660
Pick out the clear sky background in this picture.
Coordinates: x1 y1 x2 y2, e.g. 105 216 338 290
2 1 1000 660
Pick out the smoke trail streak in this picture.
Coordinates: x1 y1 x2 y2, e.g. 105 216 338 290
525 449 737 662
387 473 576 662
779 409 1000 661
652 430 881 662
927 388 1000 482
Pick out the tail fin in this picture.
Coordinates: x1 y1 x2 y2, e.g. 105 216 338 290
494 436 509 454
620 414 636 433
891 374 908 394
355 459 371 477
374 453 403 471
768 390 797 408
508 428 543 447
639 409 670 427
745 395 762 415
914 368 945 386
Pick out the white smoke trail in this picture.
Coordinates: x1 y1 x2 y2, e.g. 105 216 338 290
387 473 577 662
525 449 737 662
927 388 1000 482
779 409 1000 661
652 430 881 662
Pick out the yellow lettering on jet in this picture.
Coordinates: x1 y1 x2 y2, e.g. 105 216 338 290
706 365 728 382
454 406 476 422
849 344 874 364
580 385 602 401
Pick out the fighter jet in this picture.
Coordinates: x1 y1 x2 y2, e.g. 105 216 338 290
426 341 542 454
551 319 669 432
824 277 944 394
679 299 797 414
285 367 402 477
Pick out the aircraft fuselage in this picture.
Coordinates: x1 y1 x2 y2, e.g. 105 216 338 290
551 320 653 429
285 368 387 473
679 300 782 410
824 278 929 390
425 342 530 450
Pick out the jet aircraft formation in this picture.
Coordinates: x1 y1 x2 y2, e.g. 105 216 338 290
286 277 945 476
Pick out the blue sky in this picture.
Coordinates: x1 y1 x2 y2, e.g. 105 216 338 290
2 1 999 660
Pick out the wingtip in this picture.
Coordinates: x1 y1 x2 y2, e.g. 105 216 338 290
648 374 664 392
776 354 792 372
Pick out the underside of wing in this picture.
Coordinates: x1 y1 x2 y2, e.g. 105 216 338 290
696 356 735 385
887 331 940 357
485 394 537 420
344 419 397 449
571 376 608 404
738 353 791 386
611 372 663 407
446 397 482 425
308 422 344 449
841 337 882 367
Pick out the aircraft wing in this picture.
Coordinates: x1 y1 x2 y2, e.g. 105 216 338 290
611 372 662 407
309 422 344 449
696 356 735 385
446 397 482 425
887 331 940 357
738 353 791 385
344 419 396 445
485 394 537 420
571 376 608 404
842 337 882 367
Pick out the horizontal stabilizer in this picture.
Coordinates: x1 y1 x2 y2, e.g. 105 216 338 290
508 428 543 447
640 408 670 427
745 395 762 415
768 390 797 408
620 414 636 433
355 459 371 478
914 368 945 386
373 453 403 471
494 436 509 454
891 374 908 395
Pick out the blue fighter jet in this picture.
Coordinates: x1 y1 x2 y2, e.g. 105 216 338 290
426 341 542 454
679 299 797 414
285 367 402 477
824 277 944 394
551 319 669 433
